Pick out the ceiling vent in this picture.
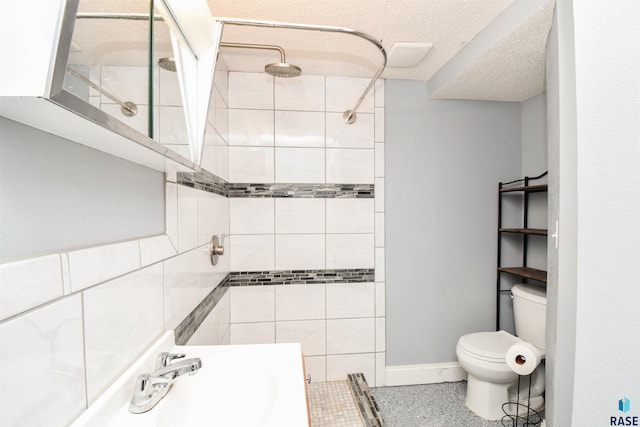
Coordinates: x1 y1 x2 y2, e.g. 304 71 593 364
387 42 433 68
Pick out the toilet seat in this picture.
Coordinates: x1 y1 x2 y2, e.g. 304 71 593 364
458 330 521 363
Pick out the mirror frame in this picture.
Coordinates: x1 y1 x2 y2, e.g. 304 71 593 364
47 0 209 171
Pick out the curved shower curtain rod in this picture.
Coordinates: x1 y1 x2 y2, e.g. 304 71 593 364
217 17 387 124
75 13 387 124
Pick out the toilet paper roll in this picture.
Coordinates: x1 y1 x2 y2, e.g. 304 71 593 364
506 342 542 375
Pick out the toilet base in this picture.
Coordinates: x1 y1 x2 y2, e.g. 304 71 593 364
465 374 512 420
466 373 545 421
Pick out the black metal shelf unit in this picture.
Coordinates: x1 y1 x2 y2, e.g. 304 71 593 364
496 171 548 330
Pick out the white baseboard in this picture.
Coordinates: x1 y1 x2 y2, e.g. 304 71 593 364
384 362 467 386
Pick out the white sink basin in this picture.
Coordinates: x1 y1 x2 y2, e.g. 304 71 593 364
73 333 309 427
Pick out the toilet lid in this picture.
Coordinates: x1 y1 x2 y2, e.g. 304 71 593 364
459 331 522 361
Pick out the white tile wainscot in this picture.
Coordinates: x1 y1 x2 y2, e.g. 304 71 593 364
0 254 64 319
0 295 86 427
68 240 140 292
83 264 164 403
0 180 231 425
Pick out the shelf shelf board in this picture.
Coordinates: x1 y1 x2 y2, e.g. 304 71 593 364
500 228 548 235
498 267 547 283
500 184 548 193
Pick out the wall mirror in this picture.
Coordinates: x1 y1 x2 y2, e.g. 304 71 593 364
49 0 218 170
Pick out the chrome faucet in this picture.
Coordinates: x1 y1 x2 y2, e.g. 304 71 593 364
155 351 186 370
129 352 202 414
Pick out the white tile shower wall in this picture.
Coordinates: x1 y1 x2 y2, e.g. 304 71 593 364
230 286 275 323
275 75 325 111
228 282 377 381
275 234 326 270
275 111 325 147
275 147 326 183
229 234 275 271
226 73 385 385
163 248 200 331
229 146 275 182
203 70 230 180
187 291 230 346
230 198 275 234
228 72 378 272
375 81 386 386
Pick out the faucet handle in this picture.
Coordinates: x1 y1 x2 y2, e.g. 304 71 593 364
129 373 172 413
155 352 186 370
133 373 151 397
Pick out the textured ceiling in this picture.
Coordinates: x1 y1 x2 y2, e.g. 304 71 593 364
429 0 555 101
70 0 555 102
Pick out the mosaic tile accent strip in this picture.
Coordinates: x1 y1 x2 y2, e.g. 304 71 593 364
174 274 230 345
227 183 375 198
308 380 365 427
347 373 384 427
177 171 227 197
177 172 374 199
228 269 375 286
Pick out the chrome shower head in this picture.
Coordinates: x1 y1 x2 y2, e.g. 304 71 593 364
264 62 302 78
219 42 302 78
158 57 177 72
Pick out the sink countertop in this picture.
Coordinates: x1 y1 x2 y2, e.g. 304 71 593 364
72 332 309 427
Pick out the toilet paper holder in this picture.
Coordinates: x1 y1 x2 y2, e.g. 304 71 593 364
503 342 544 426
501 374 543 427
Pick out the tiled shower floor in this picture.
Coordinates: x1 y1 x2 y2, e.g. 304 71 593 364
308 381 365 427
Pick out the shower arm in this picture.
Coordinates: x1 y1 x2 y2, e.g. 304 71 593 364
74 14 387 123
217 17 387 124
219 42 286 63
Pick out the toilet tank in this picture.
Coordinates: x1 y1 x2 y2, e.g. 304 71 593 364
512 284 547 350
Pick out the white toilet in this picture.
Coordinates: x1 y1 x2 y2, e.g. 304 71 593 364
456 284 547 420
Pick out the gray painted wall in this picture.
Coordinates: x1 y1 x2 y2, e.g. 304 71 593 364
546 2 640 425
546 4 578 426
0 117 165 260
385 80 521 365
521 93 548 272
566 1 640 425
522 93 548 178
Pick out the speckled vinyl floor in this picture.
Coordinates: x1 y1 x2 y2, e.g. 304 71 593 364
308 380 543 427
371 381 543 427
